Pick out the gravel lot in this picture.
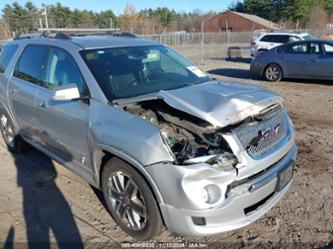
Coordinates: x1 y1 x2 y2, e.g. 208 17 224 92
0 58 332 249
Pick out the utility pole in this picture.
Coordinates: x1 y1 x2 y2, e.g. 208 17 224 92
200 21 205 65
41 6 49 29
39 18 43 29
110 18 113 29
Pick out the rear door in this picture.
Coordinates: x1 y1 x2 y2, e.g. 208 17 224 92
35 46 91 167
9 45 48 141
259 35 277 51
282 42 310 77
0 44 19 106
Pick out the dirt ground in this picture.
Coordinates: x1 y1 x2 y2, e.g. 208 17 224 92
0 58 333 249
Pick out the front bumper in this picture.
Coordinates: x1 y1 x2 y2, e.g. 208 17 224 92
158 145 296 236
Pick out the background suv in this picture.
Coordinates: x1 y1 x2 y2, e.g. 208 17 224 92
0 31 296 240
251 31 315 56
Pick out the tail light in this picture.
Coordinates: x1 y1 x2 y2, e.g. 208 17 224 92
251 41 256 47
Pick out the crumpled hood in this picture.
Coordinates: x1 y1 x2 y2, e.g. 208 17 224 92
115 80 284 128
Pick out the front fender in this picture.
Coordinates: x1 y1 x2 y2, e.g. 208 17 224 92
90 100 174 166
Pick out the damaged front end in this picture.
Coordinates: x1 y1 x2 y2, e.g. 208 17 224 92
111 81 295 221
122 99 238 168
114 80 286 169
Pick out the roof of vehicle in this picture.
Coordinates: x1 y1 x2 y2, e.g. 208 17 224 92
70 36 160 49
280 39 333 45
253 31 311 40
9 32 161 50
260 31 310 37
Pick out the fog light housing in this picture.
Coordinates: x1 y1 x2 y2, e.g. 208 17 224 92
201 184 221 204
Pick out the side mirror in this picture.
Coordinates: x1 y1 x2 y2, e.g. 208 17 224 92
52 84 80 101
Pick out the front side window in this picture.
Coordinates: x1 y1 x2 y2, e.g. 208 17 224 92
14 45 47 85
43 47 85 93
323 43 333 55
80 45 211 100
0 44 19 73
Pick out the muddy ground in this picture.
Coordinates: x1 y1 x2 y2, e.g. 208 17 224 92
0 58 332 249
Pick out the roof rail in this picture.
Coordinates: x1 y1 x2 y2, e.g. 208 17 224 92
37 28 137 38
13 28 137 41
38 28 121 33
13 32 45 40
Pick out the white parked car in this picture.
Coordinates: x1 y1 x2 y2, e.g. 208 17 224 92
251 31 315 57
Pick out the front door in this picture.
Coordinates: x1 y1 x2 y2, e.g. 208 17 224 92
35 46 91 167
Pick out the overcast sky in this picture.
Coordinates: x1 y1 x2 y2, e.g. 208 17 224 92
0 0 235 15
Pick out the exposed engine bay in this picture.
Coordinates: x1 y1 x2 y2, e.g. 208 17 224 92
122 100 234 164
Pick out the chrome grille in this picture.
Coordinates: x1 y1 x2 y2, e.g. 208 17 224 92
235 109 288 158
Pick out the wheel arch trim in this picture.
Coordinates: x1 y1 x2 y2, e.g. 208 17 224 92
92 144 165 204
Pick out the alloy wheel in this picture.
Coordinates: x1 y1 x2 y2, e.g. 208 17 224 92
0 114 15 148
265 65 281 81
107 171 147 231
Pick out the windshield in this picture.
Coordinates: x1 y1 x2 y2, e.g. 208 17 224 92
303 34 316 40
80 45 211 100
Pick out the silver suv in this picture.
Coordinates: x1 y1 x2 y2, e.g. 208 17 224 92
251 31 314 56
0 31 297 240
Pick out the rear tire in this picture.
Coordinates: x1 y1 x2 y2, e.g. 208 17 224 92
0 108 27 153
264 64 282 82
101 158 164 240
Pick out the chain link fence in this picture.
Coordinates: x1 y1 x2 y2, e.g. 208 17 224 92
140 28 333 64
2 28 333 64
140 32 253 64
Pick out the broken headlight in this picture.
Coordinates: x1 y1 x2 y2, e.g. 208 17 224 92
184 152 238 170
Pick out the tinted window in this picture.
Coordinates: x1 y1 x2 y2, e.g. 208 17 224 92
0 44 19 73
14 45 47 85
323 43 333 55
273 35 290 43
261 35 275 42
43 47 85 93
287 43 308 54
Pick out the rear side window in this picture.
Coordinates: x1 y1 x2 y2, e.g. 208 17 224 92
273 35 290 43
14 45 48 85
0 44 19 73
260 35 275 42
276 46 286 54
287 43 308 54
261 35 290 43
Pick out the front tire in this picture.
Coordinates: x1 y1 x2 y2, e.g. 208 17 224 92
0 108 26 153
264 64 282 82
101 158 164 240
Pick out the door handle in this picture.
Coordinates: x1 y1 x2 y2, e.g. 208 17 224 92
37 100 46 108
309 59 318 62
9 89 18 95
